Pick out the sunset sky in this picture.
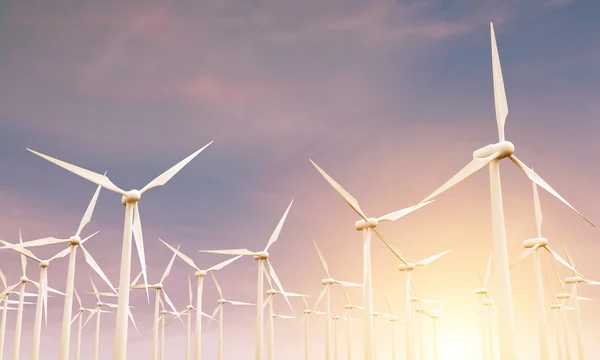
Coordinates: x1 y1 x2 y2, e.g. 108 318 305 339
1 0 600 359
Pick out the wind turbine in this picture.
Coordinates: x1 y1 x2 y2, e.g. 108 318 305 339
0 269 28 360
341 287 363 360
0 238 66 360
156 298 185 360
159 238 241 360
383 297 402 360
300 297 326 360
8 181 115 360
198 199 293 360
312 238 362 360
545 275 579 360
557 238 599 360
509 177 581 360
70 288 95 360
130 246 182 360
263 270 305 360
420 300 446 360
266 311 297 360
309 159 433 360
26 141 213 360
163 296 213 360
414 22 594 360
208 272 253 360
376 234 450 360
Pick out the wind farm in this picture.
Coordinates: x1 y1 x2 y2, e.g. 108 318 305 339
1 2 600 360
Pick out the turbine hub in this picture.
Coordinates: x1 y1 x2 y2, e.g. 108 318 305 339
161 310 168 315
397 263 415 272
40 260 49 268
69 235 81 246
355 218 379 231
473 287 488 295
195 270 207 278
550 304 562 310
218 299 227 304
121 189 141 205
473 141 515 160
187 305 194 310
333 316 342 320
565 276 584 284
20 276 28 283
266 289 277 296
154 284 163 290
79 307 85 312
523 237 548 248
254 251 269 260
555 293 571 300
303 309 312 314
97 302 103 307
344 304 353 310
321 278 335 285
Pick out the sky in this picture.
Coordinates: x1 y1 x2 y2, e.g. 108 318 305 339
1 0 600 359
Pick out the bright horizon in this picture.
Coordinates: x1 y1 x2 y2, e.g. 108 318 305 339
1 0 600 359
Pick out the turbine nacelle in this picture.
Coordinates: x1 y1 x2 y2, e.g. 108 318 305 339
161 310 168 315
69 235 82 246
40 260 49 268
321 278 336 285
187 305 194 310
153 284 163 290
120 189 141 206
344 304 357 310
565 276 584 284
303 309 312 314
523 237 548 248
96 302 103 307
217 299 227 304
473 141 515 160
555 293 571 300
397 263 415 272
266 289 278 296
20 276 28 283
195 270 207 278
472 287 489 295
354 218 379 231
332 315 343 320
253 251 269 260
79 307 85 312
550 304 562 310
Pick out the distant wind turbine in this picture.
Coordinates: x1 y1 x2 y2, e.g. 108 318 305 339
199 200 293 360
309 159 433 360
159 238 241 360
300 297 326 360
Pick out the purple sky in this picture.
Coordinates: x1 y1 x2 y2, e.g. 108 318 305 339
1 0 600 359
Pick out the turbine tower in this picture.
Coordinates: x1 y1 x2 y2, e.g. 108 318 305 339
414 23 594 360
26 141 213 360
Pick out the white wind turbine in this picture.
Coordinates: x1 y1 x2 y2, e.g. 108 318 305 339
509 177 581 360
27 141 213 360
419 300 446 360
545 275 580 360
0 269 31 360
548 261 576 360
309 159 433 360
376 234 450 360
198 199 293 360
300 297 326 360
159 238 241 360
156 299 184 360
0 238 67 360
383 297 402 360
263 270 305 360
556 238 599 360
414 22 594 360
311 238 362 360
208 272 254 360
341 287 363 360
70 288 95 360
84 275 136 360
9 181 116 360
130 247 182 360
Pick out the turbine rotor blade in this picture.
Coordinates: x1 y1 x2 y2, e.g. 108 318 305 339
483 251 493 288
76 181 103 237
509 155 594 227
199 249 257 256
207 255 242 272
210 272 223 299
377 200 435 222
140 141 213 194
1 237 67 249
264 199 294 251
309 159 368 220
415 250 452 266
490 22 508 142
80 245 117 296
132 204 149 303
418 153 499 205
160 246 180 284
532 179 543 238
510 245 538 270
544 247 582 277
373 229 408 265
26 149 126 195
311 238 330 277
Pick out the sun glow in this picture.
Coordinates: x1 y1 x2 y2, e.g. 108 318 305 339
438 329 482 360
